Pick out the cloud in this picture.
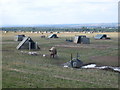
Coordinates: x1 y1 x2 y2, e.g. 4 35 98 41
0 0 119 25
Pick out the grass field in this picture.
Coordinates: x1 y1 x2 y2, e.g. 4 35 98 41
2 31 119 88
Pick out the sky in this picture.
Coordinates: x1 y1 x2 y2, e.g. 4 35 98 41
0 0 119 26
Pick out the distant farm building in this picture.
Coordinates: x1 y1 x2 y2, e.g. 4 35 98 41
94 34 111 39
3 31 8 33
40 35 46 38
74 35 90 44
48 34 58 38
66 37 73 42
16 37 40 50
14 35 25 41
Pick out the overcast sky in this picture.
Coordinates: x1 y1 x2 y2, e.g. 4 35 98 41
0 0 119 26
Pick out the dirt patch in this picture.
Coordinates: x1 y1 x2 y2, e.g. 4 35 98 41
89 56 118 66
55 44 117 50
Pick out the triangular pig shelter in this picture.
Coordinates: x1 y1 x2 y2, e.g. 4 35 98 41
16 37 40 50
48 34 58 38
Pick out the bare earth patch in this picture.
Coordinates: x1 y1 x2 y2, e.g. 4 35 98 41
55 43 117 49
89 56 118 66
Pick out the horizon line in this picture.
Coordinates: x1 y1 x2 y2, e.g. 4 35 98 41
1 22 118 27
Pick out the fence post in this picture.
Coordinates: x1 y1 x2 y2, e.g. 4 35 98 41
35 42 38 50
29 42 31 50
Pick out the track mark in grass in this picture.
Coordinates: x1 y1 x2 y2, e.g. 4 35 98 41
54 75 95 84
10 68 26 73
8 67 44 75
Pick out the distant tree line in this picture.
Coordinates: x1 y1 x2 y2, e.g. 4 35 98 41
0 27 118 32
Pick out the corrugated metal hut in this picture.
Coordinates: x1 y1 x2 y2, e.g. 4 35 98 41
48 34 58 38
14 35 25 41
16 37 40 50
94 34 110 39
74 35 90 44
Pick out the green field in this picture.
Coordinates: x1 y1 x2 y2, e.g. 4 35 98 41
2 32 119 88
